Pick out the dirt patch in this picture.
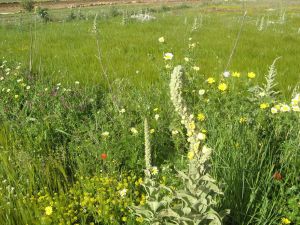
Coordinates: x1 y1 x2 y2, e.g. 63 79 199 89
0 0 198 13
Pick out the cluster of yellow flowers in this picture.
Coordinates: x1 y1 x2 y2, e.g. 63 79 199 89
24 174 144 224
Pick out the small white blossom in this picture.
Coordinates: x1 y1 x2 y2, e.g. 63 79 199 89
197 132 206 140
271 107 278 114
101 131 110 137
119 188 127 198
223 71 231 78
172 130 179 135
130 127 138 135
158 37 165 43
198 89 205 95
163 53 173 60
192 66 200 71
154 114 160 120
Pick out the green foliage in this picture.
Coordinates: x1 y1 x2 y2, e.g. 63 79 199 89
36 7 51 22
21 0 34 12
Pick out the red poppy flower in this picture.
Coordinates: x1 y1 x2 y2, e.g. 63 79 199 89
273 171 283 181
101 153 107 160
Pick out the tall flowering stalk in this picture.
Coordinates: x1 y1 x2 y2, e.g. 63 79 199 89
170 65 205 175
144 118 152 173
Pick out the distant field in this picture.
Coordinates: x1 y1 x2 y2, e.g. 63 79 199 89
1 2 300 94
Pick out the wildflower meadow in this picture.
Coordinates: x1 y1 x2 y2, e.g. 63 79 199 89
0 0 299 225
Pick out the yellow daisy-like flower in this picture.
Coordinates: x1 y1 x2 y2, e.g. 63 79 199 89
260 103 269 109
247 72 256 79
239 117 247 124
232 72 240 77
218 83 228 92
281 217 291 224
188 122 196 130
187 151 195 160
150 129 155 134
136 217 144 223
197 113 206 121
151 166 159 175
207 77 216 84
45 206 53 216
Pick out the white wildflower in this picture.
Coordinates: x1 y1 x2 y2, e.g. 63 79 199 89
130 127 138 135
197 132 206 140
271 107 278 114
280 104 291 112
223 71 230 78
198 89 205 95
163 53 174 60
101 131 109 137
119 188 127 198
192 66 200 71
158 37 165 43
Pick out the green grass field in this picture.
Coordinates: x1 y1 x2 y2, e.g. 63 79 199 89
0 1 300 225
1 2 300 94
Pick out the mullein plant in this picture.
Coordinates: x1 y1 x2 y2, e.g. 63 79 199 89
131 66 228 224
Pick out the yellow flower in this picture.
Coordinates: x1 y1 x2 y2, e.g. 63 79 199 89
136 217 144 223
45 206 53 216
122 217 127 222
188 122 196 130
281 217 291 224
218 83 228 92
232 71 240 77
280 104 291 112
207 77 216 84
247 72 256 79
187 151 195 160
260 103 269 109
239 117 247 124
151 166 159 175
197 113 206 121
150 129 155 134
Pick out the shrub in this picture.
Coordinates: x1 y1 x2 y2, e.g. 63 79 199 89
21 0 34 12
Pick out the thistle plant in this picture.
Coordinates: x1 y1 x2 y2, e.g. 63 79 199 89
261 57 281 97
249 57 281 99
